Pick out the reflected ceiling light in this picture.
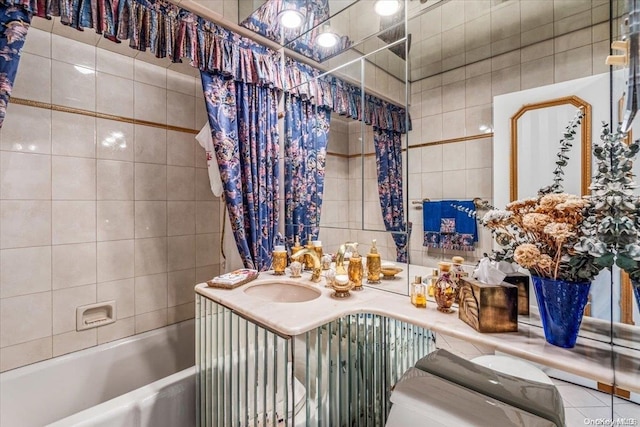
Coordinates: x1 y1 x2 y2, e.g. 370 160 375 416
479 124 493 134
316 25 340 48
374 0 401 17
74 65 95 75
278 9 304 29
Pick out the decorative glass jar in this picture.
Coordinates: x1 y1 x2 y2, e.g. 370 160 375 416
434 262 456 313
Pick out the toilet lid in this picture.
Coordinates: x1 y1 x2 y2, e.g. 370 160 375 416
472 355 554 385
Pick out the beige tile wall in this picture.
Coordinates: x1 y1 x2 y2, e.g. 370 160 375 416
318 1 611 269
0 28 221 372
405 1 609 266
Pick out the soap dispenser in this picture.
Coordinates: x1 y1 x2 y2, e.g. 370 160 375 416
366 239 381 284
291 235 303 261
348 243 363 291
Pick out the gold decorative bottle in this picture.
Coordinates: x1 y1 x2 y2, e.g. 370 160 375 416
434 262 456 313
366 239 381 284
290 236 303 262
272 245 287 275
304 238 314 270
348 243 363 291
428 269 438 297
313 240 323 264
451 256 468 304
412 276 427 308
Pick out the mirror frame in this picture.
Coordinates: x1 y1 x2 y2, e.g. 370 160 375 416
509 95 592 201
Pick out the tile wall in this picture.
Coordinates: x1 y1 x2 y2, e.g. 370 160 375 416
0 28 221 372
405 0 609 266
322 0 612 269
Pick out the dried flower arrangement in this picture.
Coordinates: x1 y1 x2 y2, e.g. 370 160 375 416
481 110 603 282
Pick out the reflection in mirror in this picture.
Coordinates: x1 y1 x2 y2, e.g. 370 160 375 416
612 0 640 413
510 96 592 201
283 88 331 246
282 41 410 294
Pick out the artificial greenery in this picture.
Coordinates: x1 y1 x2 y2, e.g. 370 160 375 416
539 109 584 195
574 124 640 285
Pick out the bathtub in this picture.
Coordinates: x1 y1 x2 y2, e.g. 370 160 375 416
0 319 195 427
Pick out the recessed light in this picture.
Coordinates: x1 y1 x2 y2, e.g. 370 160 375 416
278 9 304 29
374 0 401 17
316 27 340 48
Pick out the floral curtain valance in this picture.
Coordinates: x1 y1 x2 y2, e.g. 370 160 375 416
2 0 409 133
286 60 410 133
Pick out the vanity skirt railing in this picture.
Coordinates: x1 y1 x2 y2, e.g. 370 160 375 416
196 294 433 427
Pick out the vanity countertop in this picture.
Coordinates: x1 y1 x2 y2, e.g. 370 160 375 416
195 268 640 394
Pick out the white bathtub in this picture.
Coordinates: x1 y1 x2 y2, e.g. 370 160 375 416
0 319 195 427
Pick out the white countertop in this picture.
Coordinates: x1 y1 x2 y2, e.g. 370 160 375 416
195 269 640 394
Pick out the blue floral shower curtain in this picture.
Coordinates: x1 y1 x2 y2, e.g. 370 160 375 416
374 128 409 262
0 3 30 128
284 94 331 246
200 71 280 271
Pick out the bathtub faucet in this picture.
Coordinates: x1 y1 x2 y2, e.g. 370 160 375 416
290 249 322 283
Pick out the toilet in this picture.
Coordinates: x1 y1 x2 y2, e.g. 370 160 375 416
385 350 565 427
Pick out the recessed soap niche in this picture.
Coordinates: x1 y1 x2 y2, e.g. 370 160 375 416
76 301 117 331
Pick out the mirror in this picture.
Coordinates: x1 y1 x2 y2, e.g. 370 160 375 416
281 16 411 295
510 97 592 201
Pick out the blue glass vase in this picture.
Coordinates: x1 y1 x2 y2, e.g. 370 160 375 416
634 284 640 315
531 276 591 349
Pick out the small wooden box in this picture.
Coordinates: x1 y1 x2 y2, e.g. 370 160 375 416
458 277 518 333
502 272 530 316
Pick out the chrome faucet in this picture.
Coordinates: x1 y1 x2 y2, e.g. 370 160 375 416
291 249 322 282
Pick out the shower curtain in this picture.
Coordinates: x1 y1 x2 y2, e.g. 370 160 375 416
0 3 31 128
373 128 409 262
196 122 243 273
200 71 280 271
284 94 331 246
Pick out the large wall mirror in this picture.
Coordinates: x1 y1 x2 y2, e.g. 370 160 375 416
510 96 592 201
237 0 639 410
280 11 411 296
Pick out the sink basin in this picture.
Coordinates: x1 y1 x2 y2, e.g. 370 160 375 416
243 281 321 303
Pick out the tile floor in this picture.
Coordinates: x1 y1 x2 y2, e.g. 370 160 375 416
436 334 640 426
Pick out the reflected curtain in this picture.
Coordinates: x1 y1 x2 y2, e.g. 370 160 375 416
200 71 280 271
374 128 409 262
0 3 30 128
284 95 330 246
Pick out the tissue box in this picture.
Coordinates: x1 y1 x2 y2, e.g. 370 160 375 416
502 272 530 315
458 277 518 333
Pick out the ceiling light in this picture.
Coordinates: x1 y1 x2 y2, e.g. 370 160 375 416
278 9 304 29
374 0 401 17
316 26 340 48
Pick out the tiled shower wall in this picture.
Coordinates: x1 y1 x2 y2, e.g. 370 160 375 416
0 28 221 372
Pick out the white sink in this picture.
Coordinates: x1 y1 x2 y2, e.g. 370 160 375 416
243 281 322 303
